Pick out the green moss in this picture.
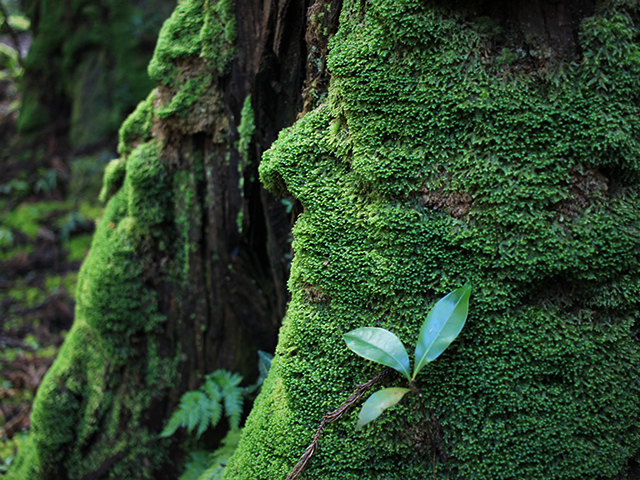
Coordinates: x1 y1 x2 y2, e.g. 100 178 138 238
225 1 640 479
147 0 235 120
234 95 255 231
495 47 517 64
2 201 68 239
0 245 34 261
78 145 168 361
99 158 127 203
236 95 254 164
7 127 177 480
7 281 45 309
77 202 103 223
117 89 157 157
156 75 211 119
65 235 93 263
148 0 236 86
63 272 80 300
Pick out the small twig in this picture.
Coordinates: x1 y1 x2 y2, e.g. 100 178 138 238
285 368 391 480
0 2 24 67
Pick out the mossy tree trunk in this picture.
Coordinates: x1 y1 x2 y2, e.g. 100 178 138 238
9 0 640 479
7 0 344 478
224 0 640 479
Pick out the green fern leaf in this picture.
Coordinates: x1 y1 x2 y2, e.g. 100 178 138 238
209 370 242 389
222 386 244 430
160 408 186 437
185 391 208 433
207 395 223 429
203 378 221 400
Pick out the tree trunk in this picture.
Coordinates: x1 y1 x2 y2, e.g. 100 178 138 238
7 0 332 478
225 0 640 479
9 0 640 479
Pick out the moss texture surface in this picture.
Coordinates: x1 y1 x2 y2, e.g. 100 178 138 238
224 1 640 478
7 137 177 478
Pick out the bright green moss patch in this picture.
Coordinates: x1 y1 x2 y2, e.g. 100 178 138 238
2 201 68 239
99 158 127 203
7 110 178 479
148 0 236 87
117 90 157 157
225 1 640 479
148 0 235 123
156 75 212 119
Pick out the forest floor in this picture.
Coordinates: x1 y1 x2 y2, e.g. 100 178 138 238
0 35 111 471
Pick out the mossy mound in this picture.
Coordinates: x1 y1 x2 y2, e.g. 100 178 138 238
224 1 640 478
6 136 177 478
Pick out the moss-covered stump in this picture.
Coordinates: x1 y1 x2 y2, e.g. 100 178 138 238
18 0 176 149
7 0 316 477
224 1 640 479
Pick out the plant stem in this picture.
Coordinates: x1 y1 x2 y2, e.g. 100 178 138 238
285 368 391 480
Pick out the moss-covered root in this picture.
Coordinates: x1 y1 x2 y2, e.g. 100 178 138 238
224 1 640 479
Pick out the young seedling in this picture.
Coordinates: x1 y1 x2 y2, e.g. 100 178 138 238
343 285 471 429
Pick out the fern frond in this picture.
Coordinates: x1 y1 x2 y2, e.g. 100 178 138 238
161 390 208 437
208 370 242 389
222 386 244 430
203 378 221 400
163 369 249 440
185 391 208 434
160 409 185 437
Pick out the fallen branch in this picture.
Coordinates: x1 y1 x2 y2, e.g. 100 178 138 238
286 368 391 480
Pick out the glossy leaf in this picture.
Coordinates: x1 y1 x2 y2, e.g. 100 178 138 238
344 327 411 380
413 285 471 379
356 387 411 430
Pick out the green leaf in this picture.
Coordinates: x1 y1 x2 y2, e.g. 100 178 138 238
413 285 471 379
257 350 273 383
356 387 411 430
160 410 184 437
203 378 222 400
222 387 244 430
344 327 411 380
186 391 208 433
